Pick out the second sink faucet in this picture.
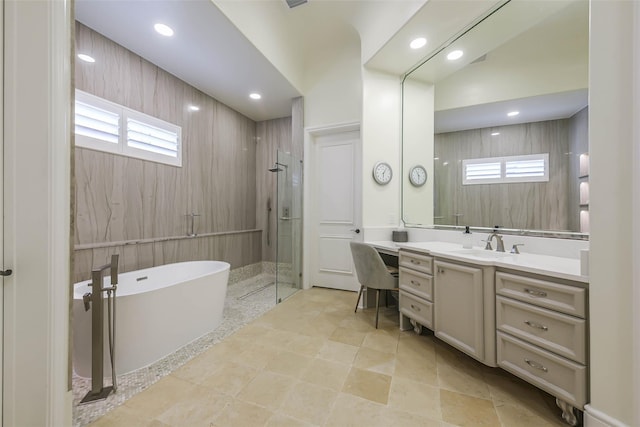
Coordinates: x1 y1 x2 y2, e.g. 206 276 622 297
485 227 505 252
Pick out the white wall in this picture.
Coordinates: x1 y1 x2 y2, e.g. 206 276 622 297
212 0 305 93
401 77 434 226
361 68 402 230
302 38 362 128
585 1 635 425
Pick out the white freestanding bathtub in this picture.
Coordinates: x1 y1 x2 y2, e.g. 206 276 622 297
72 260 230 377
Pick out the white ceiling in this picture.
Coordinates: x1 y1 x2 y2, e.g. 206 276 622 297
75 0 302 122
435 89 588 134
75 0 426 122
76 0 589 130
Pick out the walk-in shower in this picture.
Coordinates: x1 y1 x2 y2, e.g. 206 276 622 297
268 152 302 303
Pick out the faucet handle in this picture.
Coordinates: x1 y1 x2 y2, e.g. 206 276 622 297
510 244 524 254
483 239 493 251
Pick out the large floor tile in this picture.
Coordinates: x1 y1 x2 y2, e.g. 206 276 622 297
342 367 392 405
300 357 350 391
278 381 338 425
388 376 442 420
210 400 274 427
440 389 501 427
236 371 296 410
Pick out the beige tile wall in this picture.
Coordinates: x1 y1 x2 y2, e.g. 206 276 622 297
73 22 261 282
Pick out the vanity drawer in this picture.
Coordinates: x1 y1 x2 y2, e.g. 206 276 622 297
399 251 433 275
496 296 586 363
399 290 433 330
399 267 433 301
496 272 586 318
497 332 587 408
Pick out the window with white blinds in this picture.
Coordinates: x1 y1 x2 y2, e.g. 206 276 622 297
463 154 548 185
74 90 182 167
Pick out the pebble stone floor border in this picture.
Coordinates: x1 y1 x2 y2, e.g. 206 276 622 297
73 273 287 427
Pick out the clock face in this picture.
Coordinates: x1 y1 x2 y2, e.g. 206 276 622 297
373 162 392 185
409 165 427 187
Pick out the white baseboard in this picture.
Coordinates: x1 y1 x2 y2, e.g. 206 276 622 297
584 404 629 427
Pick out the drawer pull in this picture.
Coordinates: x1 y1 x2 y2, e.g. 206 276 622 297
524 288 547 298
524 358 548 372
410 280 421 287
410 304 421 312
438 268 445 274
410 259 421 265
524 320 548 331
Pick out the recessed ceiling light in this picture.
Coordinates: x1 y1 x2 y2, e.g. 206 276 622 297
447 50 464 61
188 105 200 112
77 53 95 63
507 111 520 117
249 93 262 100
491 132 500 136
410 37 427 49
154 23 174 37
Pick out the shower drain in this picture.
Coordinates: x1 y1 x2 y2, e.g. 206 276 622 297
237 282 275 300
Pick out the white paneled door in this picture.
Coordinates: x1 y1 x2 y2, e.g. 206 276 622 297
0 2 4 423
4 0 72 425
309 124 361 292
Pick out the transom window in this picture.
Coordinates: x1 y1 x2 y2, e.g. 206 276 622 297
74 90 182 167
462 153 549 185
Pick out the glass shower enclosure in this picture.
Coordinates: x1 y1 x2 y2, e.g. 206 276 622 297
274 150 303 303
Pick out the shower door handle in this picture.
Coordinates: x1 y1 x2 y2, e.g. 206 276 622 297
0 269 12 277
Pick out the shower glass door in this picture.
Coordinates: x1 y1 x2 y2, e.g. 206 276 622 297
275 150 302 303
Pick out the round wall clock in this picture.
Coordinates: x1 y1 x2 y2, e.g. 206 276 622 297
409 165 427 187
372 161 393 185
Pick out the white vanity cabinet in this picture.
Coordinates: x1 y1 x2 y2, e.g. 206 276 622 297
495 271 588 426
434 259 496 366
398 250 434 333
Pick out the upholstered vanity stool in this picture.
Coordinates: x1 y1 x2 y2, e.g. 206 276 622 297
350 241 399 328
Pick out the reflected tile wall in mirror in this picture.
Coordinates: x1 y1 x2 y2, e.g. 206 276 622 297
434 112 587 232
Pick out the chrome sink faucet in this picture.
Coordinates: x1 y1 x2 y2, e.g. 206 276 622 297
485 227 505 252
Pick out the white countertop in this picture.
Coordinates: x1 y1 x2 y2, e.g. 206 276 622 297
367 240 587 283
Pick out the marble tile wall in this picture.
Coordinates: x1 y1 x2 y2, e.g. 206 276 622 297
74 22 259 281
434 117 586 232
255 96 304 263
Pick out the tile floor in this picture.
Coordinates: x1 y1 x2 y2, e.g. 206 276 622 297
87 286 569 427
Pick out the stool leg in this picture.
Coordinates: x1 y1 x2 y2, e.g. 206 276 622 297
375 289 381 329
354 285 364 313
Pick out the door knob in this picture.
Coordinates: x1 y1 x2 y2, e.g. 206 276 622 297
1 269 13 277
350 228 361 234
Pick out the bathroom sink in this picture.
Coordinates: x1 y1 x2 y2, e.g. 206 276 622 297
449 249 514 259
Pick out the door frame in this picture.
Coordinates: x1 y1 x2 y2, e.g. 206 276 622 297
3 0 72 425
302 122 362 290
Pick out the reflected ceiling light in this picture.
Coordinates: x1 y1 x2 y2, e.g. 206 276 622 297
507 111 520 117
447 50 464 60
410 37 427 49
491 132 500 136
77 53 95 63
249 93 262 100
188 105 200 112
154 23 174 37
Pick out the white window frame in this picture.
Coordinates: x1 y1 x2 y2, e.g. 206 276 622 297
463 153 549 185
74 89 182 167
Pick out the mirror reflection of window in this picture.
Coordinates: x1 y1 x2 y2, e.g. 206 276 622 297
401 0 589 236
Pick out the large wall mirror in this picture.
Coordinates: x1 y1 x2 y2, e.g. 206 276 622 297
402 0 589 238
